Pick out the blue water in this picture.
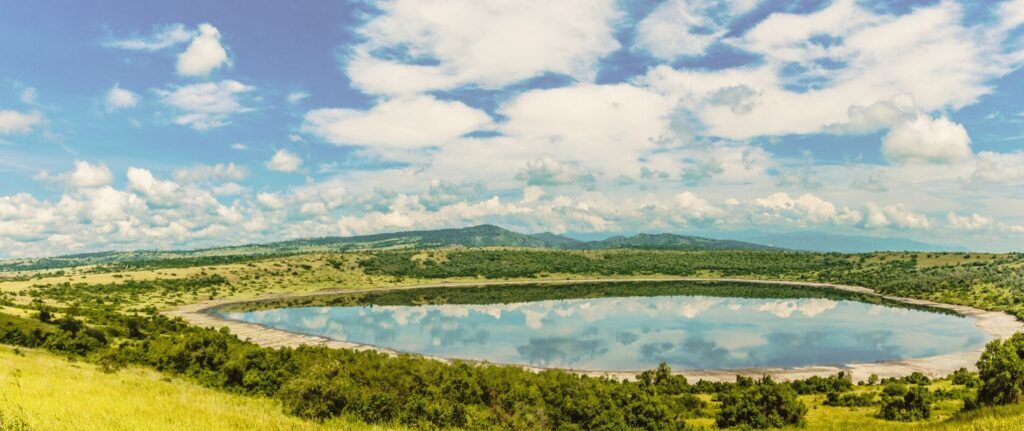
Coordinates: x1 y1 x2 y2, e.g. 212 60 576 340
221 295 989 370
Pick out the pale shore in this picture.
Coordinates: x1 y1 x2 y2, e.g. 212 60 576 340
164 277 1024 383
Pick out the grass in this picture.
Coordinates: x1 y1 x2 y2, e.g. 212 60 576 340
0 345 397 431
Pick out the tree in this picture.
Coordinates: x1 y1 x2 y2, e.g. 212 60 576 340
976 333 1024 406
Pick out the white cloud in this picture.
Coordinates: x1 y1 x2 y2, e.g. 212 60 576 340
158 80 253 130
302 96 492 148
104 23 194 51
515 157 595 187
105 84 140 112
642 0 1019 139
346 0 620 94
173 163 247 183
970 151 1024 184
286 91 309 104
946 212 994 231
754 192 861 225
635 0 757 60
265 149 302 172
882 114 972 164
0 110 43 134
126 167 180 206
35 160 114 190
176 23 230 76
864 202 931 230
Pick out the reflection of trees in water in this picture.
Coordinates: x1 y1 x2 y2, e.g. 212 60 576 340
516 336 608 366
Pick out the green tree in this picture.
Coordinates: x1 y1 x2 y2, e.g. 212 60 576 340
976 333 1024 406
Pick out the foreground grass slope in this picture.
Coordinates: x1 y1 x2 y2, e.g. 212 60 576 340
0 346 390 431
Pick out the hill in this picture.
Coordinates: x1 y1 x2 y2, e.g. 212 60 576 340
0 225 776 272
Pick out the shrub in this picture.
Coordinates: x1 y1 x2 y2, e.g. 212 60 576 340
878 384 932 421
976 333 1024 406
950 367 980 388
715 377 807 429
824 391 876 407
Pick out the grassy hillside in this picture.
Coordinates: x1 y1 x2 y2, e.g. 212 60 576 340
0 346 390 431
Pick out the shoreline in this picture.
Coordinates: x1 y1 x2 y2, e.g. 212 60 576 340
164 277 1024 383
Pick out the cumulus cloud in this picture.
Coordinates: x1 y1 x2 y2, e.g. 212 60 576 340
946 212 994 231
265 149 302 173
105 84 140 112
158 80 253 130
176 23 230 76
126 167 180 206
0 110 43 134
302 96 492 148
34 160 114 189
754 193 861 226
863 202 931 230
346 0 620 94
882 114 973 164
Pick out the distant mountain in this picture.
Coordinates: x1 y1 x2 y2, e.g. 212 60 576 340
586 233 777 251
0 225 777 272
279 225 776 251
732 231 966 253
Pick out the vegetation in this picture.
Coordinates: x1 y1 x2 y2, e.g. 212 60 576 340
3 245 1024 430
976 333 1024 406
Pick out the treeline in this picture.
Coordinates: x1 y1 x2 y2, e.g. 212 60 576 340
358 250 851 279
222 280 948 315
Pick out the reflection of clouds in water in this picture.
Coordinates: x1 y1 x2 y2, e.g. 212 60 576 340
516 336 608 367
419 310 490 347
615 331 640 345
757 299 837 318
228 293 990 371
639 336 735 368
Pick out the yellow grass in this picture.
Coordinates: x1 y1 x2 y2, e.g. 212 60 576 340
0 345 399 431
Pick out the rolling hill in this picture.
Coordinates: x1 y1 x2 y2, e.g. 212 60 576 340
0 225 777 272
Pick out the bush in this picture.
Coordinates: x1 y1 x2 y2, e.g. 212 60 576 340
715 377 807 429
824 391 876 407
878 384 932 421
976 333 1024 406
950 367 980 388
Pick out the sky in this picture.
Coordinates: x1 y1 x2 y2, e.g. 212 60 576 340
1 0 1023 257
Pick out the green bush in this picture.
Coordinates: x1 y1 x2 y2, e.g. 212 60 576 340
878 384 932 421
715 377 807 429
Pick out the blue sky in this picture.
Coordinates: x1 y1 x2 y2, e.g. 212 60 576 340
1 0 1023 257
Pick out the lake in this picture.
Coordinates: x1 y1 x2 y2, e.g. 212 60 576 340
220 294 989 371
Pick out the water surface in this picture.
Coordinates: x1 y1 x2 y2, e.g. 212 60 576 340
222 295 988 370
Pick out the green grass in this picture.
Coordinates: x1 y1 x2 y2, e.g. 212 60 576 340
0 345 397 431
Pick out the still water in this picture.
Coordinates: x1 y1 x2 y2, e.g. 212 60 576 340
221 295 988 370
